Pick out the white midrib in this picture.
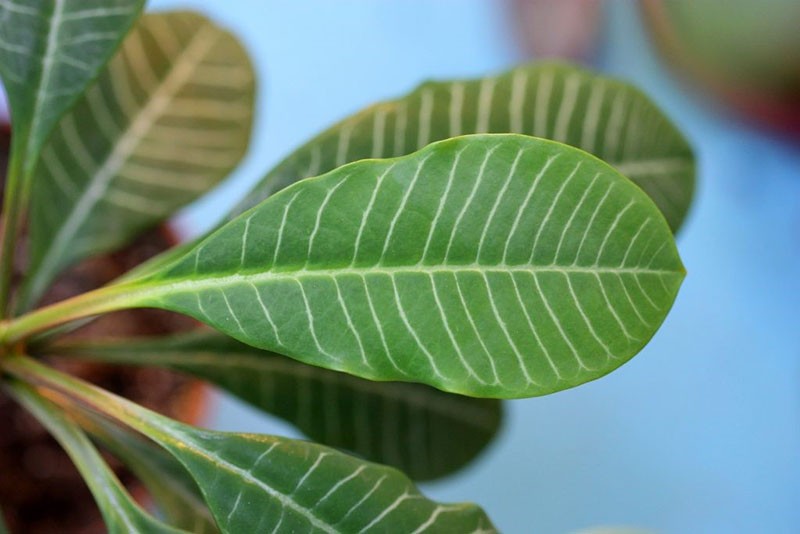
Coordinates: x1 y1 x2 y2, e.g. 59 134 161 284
29 24 219 302
164 430 338 533
25 0 65 168
132 263 680 303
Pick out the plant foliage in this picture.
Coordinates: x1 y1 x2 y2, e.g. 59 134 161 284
0 6 693 533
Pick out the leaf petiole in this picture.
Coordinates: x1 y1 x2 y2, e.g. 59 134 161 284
0 150 30 318
0 282 146 346
3 355 167 441
4 378 187 533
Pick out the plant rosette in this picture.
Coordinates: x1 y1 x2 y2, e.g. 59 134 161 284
0 5 693 533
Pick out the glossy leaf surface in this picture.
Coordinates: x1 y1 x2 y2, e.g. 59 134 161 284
58 330 502 481
0 0 143 175
126 134 685 398
21 10 254 309
236 63 694 232
6 382 186 534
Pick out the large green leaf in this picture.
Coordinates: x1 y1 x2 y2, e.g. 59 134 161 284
5 356 496 533
235 62 694 233
53 330 502 481
111 134 685 399
0 0 143 175
20 10 255 310
5 381 187 534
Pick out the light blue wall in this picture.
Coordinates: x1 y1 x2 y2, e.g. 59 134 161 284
150 2 800 532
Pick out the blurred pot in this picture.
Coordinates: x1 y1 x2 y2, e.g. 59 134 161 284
641 0 800 139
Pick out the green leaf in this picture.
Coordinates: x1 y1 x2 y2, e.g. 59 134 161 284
235 62 694 233
118 134 685 399
5 381 187 534
0 0 144 175
5 356 496 534
20 10 255 310
2 135 686 398
72 407 219 533
0 0 144 314
54 330 503 481
144 419 496 533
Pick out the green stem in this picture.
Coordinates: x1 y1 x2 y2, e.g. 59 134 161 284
3 377 188 533
3 355 175 444
0 282 146 345
0 149 29 318
4 381 132 513
41 340 149 364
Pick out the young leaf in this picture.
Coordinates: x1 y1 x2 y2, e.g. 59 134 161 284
19 10 255 310
5 381 187 534
5 356 497 533
114 134 684 399
54 330 503 481
235 62 694 233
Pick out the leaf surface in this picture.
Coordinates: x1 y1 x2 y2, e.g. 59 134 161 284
0 0 144 174
57 330 502 481
235 63 694 232
21 10 254 309
125 134 685 398
6 382 187 534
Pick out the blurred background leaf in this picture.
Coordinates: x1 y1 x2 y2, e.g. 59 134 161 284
235 62 694 233
20 10 254 311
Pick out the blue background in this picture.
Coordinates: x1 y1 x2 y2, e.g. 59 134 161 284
151 2 800 532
